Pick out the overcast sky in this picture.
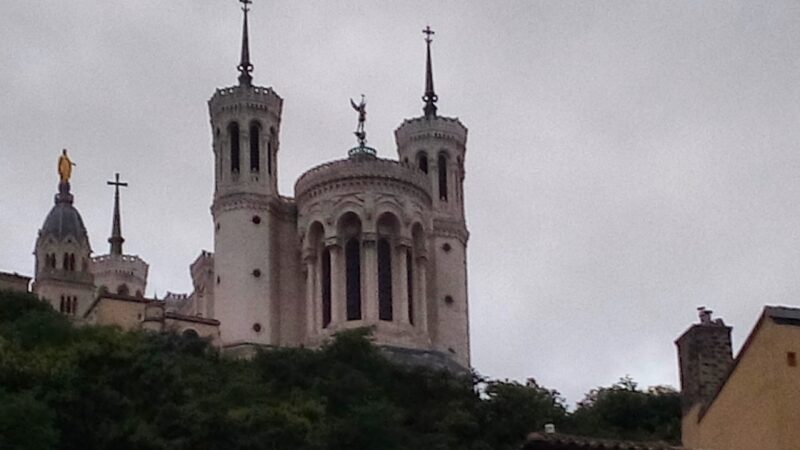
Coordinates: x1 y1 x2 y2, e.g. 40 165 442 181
2 0 800 405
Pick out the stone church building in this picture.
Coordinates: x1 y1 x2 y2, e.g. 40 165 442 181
28 4 471 370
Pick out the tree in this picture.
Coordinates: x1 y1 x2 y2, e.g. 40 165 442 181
567 376 681 444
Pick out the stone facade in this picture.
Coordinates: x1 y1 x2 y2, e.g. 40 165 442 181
201 8 471 369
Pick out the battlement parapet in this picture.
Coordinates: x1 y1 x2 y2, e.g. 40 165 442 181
208 84 283 118
395 115 468 150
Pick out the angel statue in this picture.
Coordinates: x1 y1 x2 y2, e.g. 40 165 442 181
350 94 367 146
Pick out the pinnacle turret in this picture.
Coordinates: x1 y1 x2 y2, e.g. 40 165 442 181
237 0 254 86
422 26 438 119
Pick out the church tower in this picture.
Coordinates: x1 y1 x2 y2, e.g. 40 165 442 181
33 152 95 318
395 28 470 367
209 1 285 348
90 173 149 297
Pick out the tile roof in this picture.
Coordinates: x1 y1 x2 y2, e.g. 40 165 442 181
522 433 687 450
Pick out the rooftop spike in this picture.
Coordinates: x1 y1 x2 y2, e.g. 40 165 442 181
237 0 254 86
422 25 438 118
107 173 128 256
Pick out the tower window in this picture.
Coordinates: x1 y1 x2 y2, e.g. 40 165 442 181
60 295 65 313
378 238 393 321
789 352 797 367
267 136 274 175
69 254 76 271
407 249 414 325
117 284 129 296
62 253 69 270
345 238 362 321
228 122 240 173
418 152 429 174
249 123 260 173
438 153 448 201
322 247 332 328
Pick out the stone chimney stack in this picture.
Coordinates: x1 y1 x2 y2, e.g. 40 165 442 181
675 307 734 414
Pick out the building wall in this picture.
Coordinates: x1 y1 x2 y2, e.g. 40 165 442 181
683 319 800 450
0 272 30 293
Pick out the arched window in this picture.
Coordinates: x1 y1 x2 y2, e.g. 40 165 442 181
117 284 130 296
418 152 429 174
249 122 260 172
71 297 77 315
321 247 332 328
60 295 65 313
182 329 199 339
267 128 276 175
345 238 362 321
62 253 69 270
406 249 414 325
228 122 240 173
378 238 393 321
69 254 76 271
438 153 448 201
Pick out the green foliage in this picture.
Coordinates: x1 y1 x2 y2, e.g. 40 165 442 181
566 376 681 444
0 291 679 449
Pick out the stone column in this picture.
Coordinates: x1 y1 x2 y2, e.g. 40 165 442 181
326 238 345 325
395 240 411 324
415 254 429 334
362 232 378 322
303 252 316 337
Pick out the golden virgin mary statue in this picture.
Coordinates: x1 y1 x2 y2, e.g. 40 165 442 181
58 149 75 183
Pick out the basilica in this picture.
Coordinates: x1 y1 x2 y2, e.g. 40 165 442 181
26 4 471 370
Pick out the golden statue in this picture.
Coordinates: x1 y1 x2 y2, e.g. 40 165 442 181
58 149 76 183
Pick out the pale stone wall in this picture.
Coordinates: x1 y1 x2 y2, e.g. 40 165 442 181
682 313 800 450
85 295 149 330
190 251 215 318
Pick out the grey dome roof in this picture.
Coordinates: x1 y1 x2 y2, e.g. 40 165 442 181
39 183 90 245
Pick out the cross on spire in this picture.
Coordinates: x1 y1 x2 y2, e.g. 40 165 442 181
107 173 128 256
422 25 438 118
237 0 254 86
423 25 435 43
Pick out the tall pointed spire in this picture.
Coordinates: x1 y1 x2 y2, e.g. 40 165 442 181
107 173 128 256
422 26 438 119
237 0 254 86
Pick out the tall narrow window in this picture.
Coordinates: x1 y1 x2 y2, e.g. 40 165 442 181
69 254 76 271
60 295 65 313
345 238 362 320
378 238 393 321
321 247 332 328
418 153 429 174
267 140 273 175
228 122 240 173
71 297 77 315
407 249 414 325
249 123 260 172
62 254 69 271
438 154 448 201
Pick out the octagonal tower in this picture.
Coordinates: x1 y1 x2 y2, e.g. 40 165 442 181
394 29 470 367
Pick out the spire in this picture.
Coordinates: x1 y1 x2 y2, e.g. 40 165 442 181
422 25 438 119
237 0 254 86
107 173 128 256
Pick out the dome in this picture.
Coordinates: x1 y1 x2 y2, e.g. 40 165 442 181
39 183 90 245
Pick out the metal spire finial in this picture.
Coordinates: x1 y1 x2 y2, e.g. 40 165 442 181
107 173 128 256
237 0 254 86
422 25 438 118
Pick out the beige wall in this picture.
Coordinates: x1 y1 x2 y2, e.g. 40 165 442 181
683 319 800 450
0 273 30 293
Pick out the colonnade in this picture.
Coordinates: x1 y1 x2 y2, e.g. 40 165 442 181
304 230 428 336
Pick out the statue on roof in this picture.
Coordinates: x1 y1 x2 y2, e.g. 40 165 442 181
58 149 76 183
350 94 367 146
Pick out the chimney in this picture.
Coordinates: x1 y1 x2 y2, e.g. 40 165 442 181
675 307 733 414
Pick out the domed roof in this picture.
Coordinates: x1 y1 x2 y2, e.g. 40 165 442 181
39 183 90 245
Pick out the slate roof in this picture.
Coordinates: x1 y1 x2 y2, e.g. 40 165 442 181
522 433 687 450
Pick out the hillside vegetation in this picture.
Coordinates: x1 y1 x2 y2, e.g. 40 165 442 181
0 290 680 449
